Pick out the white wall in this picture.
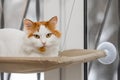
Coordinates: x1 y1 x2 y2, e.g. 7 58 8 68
44 0 84 80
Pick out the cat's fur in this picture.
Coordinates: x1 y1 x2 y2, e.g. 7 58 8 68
0 16 61 57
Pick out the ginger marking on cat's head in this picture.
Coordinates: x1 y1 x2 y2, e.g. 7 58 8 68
24 16 61 38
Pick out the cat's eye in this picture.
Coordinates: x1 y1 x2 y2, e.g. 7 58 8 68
33 34 40 39
46 33 52 38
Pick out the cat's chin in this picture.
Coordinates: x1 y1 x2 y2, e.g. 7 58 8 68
37 46 51 52
38 46 46 53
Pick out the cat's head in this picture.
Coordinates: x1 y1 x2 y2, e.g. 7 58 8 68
24 16 61 52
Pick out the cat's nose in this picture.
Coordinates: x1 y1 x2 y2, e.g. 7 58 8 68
42 42 46 46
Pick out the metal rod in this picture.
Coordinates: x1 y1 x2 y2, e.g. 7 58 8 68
84 0 88 80
94 0 113 49
1 1 4 79
37 73 41 80
20 0 30 30
1 72 4 80
1 0 4 28
36 1 41 80
39 0 44 20
59 0 64 79
8 1 31 79
118 0 120 79
7 73 11 80
36 0 40 21
59 0 66 51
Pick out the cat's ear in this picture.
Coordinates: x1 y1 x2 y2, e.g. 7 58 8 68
24 19 34 28
48 16 58 26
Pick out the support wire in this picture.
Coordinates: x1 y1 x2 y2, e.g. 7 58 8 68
20 0 30 30
60 0 76 51
94 0 113 49
59 0 76 80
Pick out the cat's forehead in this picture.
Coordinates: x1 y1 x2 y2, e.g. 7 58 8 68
37 25 50 34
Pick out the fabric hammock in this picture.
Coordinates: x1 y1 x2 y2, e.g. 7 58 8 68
0 49 106 73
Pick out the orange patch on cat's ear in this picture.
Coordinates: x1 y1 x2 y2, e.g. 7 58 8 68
46 16 61 38
24 19 40 38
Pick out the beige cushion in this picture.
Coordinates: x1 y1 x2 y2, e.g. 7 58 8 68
0 49 106 73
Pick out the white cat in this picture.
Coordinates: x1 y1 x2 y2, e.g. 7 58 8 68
0 16 61 57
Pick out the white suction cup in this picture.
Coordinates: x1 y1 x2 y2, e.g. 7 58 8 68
97 42 117 64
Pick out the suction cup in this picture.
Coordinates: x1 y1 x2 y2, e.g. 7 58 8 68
97 42 117 64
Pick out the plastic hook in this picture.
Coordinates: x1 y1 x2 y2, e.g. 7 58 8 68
97 42 117 64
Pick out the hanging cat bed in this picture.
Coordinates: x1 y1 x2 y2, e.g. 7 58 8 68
0 49 106 73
